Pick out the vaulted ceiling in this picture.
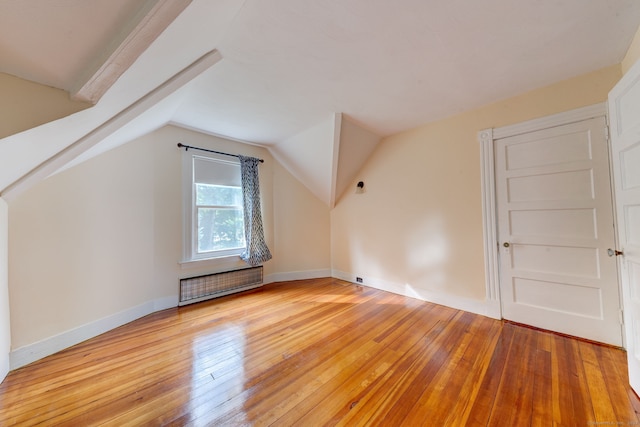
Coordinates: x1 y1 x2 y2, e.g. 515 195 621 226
1 0 640 205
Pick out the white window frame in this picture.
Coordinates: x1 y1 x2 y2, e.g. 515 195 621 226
181 150 245 263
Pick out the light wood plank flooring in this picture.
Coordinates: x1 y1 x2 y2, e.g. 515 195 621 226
0 278 638 426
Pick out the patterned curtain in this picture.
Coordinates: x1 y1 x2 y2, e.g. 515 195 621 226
238 156 272 266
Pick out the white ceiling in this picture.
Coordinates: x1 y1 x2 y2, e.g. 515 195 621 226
0 0 142 90
1 0 640 200
178 0 640 142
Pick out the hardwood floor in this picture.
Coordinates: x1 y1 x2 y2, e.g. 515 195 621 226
0 278 638 426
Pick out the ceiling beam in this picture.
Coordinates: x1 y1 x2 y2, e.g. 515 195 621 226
2 50 222 201
70 0 192 104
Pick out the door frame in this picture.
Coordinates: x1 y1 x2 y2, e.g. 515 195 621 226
477 103 619 326
608 57 640 391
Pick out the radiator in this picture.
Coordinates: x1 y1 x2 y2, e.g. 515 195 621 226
179 266 263 305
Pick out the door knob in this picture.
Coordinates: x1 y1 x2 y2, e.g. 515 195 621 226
607 248 624 257
503 242 510 248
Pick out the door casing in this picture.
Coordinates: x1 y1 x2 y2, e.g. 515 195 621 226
608 57 640 393
478 103 623 345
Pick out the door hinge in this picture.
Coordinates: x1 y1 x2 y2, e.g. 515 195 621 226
604 125 610 141
620 309 625 325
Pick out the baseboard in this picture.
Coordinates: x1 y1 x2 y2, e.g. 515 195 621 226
153 295 179 311
10 295 178 370
8 268 501 371
264 269 331 284
8 267 334 370
332 270 502 320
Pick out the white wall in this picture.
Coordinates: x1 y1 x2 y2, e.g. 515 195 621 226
331 64 623 315
0 72 90 140
272 160 331 278
270 115 338 206
8 125 331 368
623 23 640 74
335 117 381 204
0 197 9 382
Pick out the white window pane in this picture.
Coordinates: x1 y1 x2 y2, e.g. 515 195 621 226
197 208 245 253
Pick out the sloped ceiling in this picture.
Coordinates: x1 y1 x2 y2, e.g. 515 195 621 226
1 0 640 204
0 0 143 91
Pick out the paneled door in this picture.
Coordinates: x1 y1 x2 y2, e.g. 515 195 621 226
495 116 623 346
609 59 640 395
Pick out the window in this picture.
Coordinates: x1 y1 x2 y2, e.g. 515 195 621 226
183 152 246 261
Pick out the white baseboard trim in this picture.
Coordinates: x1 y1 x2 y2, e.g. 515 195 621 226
153 295 179 311
10 295 179 370
332 270 502 320
8 267 334 370
8 268 503 371
264 269 331 284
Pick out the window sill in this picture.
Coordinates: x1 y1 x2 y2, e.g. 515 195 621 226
179 255 245 270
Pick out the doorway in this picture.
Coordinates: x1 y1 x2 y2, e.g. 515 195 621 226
479 104 623 346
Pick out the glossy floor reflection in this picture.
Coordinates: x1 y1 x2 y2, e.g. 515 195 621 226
0 278 638 425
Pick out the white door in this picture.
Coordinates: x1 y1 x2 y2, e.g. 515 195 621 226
609 59 640 394
495 116 623 346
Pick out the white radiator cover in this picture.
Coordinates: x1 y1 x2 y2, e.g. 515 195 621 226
179 266 263 305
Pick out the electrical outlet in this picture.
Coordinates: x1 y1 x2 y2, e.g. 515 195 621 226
356 277 363 283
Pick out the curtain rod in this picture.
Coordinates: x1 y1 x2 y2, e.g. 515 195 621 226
177 143 264 163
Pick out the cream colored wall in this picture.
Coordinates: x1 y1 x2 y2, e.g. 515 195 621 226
0 73 90 139
272 161 331 273
8 125 330 351
0 197 9 382
4 60 626 360
335 118 381 205
331 64 622 302
9 138 156 348
622 24 640 74
271 115 337 206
